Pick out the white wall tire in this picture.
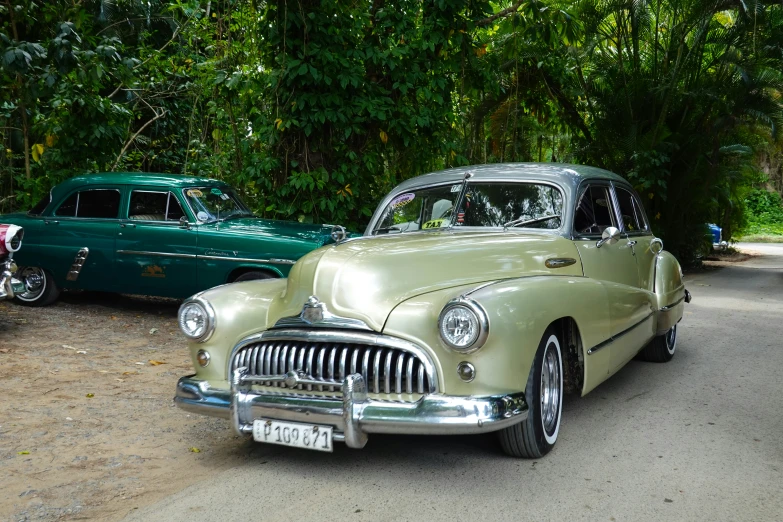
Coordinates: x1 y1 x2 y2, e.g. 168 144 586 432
14 267 60 306
499 327 564 458
639 325 677 363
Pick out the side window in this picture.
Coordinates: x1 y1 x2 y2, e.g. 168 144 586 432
55 190 121 218
129 191 185 221
614 187 641 232
573 186 616 235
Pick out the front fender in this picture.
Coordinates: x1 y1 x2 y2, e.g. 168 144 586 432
184 278 287 382
383 276 611 396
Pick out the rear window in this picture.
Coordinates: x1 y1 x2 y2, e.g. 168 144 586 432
28 194 51 215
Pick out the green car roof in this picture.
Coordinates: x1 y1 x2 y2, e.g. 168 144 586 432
56 172 228 190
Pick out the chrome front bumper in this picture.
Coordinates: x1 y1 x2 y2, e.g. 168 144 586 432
175 369 528 449
0 260 24 300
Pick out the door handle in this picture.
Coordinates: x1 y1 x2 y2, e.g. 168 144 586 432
120 223 136 228
627 239 637 256
627 240 638 246
45 220 59 225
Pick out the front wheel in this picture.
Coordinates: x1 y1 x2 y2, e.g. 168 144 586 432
638 324 677 363
233 271 274 283
499 328 563 458
14 266 60 306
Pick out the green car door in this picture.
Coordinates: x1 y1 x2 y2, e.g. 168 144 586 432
29 187 123 293
114 188 199 298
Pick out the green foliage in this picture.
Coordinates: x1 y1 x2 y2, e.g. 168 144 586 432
1 0 782 259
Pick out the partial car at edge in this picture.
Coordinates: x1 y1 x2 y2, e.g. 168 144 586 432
1 172 347 306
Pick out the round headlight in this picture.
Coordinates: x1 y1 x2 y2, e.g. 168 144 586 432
438 298 489 353
178 299 215 342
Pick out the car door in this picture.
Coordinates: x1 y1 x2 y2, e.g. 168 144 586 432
41 187 123 291
573 183 652 373
115 188 199 298
613 184 656 291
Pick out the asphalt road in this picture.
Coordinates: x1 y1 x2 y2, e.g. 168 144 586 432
125 243 783 522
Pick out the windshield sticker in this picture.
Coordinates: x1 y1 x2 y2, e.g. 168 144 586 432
186 189 203 198
422 219 445 230
210 187 224 196
196 211 210 222
219 193 230 201
390 193 415 208
450 184 461 193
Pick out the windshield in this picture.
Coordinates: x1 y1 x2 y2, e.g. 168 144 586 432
183 187 254 223
373 181 563 234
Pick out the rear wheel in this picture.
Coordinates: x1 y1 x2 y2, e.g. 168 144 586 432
14 267 60 306
499 328 563 458
639 324 677 362
233 270 274 283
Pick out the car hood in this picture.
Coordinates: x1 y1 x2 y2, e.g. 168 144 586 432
203 218 335 244
270 230 584 331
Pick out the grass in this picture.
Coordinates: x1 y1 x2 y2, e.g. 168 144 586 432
736 222 783 243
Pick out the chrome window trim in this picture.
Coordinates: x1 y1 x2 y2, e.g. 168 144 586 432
612 184 651 236
54 188 122 219
367 179 567 236
570 181 618 241
128 189 187 223
227 329 439 394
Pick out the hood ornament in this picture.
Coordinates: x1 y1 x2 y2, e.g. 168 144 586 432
272 295 373 331
300 295 326 324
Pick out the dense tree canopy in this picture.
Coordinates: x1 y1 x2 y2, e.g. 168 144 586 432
2 0 782 261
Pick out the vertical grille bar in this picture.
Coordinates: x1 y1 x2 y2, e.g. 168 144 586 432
406 356 414 394
279 344 289 375
373 349 383 394
271 343 281 387
417 364 425 394
351 349 359 375
249 345 260 375
263 344 273 384
316 346 326 391
306 347 316 390
328 346 337 392
362 348 371 385
395 353 405 394
339 346 348 381
384 351 393 394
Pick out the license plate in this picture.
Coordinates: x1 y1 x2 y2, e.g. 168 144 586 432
252 419 333 452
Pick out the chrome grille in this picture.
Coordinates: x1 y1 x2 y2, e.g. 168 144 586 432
230 340 432 395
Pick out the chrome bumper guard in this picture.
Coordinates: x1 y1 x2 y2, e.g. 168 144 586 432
175 369 528 449
0 260 23 300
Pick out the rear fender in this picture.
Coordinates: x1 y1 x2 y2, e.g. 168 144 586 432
653 251 686 335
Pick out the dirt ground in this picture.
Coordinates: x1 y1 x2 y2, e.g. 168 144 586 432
0 292 253 521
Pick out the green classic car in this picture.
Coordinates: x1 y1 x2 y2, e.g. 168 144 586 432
174 163 690 458
2 173 344 306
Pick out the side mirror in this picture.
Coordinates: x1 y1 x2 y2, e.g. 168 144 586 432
179 216 191 230
596 226 621 248
330 225 347 243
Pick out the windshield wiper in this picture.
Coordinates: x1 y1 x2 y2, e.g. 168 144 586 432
220 212 255 221
503 214 561 229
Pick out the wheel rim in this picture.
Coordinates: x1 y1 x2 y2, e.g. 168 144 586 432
17 267 46 301
540 338 562 439
665 324 677 355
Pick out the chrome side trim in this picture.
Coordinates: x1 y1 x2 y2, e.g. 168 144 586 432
117 250 197 259
545 257 577 269
660 295 686 312
116 250 296 265
587 312 654 355
65 247 89 281
228 329 439 394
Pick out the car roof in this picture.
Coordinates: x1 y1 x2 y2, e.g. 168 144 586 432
52 172 228 195
392 162 629 193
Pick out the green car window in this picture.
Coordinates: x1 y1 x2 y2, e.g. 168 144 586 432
55 189 121 218
129 191 185 221
183 187 253 222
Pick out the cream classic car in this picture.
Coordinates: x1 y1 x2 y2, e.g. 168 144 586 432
174 163 690 458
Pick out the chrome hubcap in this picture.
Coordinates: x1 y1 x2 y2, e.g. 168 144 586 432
540 343 561 435
19 267 45 299
666 325 677 355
